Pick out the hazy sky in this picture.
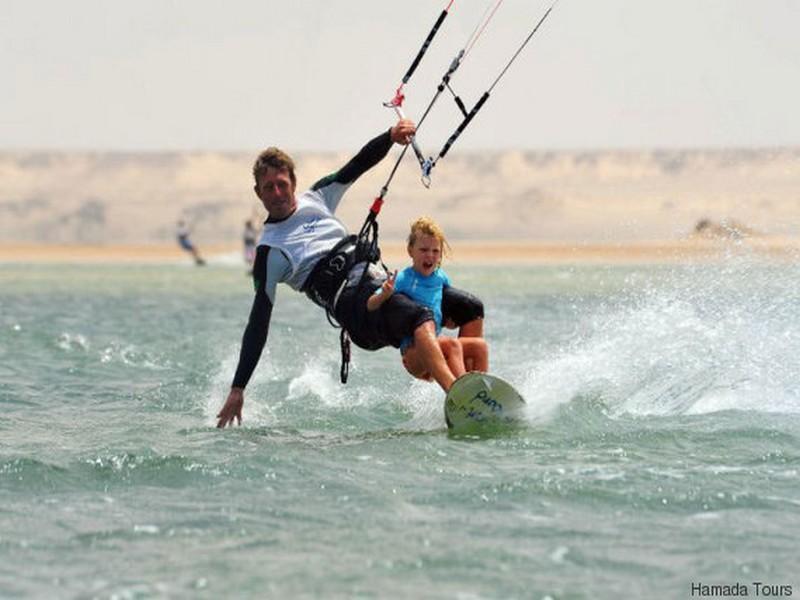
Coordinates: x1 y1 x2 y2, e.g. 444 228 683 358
2 0 798 151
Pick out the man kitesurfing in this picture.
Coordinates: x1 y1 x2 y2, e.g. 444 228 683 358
216 0 557 429
215 119 485 428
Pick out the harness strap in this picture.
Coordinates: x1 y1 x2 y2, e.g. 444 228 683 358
334 211 392 384
340 329 351 383
302 235 358 319
305 228 387 385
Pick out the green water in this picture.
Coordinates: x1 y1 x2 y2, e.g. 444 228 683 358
1 260 798 599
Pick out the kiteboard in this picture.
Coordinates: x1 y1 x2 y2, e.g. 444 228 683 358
444 373 526 431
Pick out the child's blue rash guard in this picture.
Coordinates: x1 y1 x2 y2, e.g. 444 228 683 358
375 266 450 350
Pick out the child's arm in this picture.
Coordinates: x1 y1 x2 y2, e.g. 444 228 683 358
367 270 397 311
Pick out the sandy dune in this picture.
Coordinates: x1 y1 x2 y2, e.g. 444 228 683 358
1 148 798 257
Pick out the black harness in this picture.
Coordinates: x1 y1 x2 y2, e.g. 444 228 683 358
302 228 385 385
303 235 362 384
302 235 358 313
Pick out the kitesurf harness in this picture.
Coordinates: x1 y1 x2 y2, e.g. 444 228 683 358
334 0 558 384
300 234 361 384
302 231 383 384
303 235 358 313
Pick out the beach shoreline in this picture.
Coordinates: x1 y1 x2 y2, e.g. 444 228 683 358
1 238 798 265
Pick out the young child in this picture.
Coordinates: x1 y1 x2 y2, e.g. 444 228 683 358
367 216 488 390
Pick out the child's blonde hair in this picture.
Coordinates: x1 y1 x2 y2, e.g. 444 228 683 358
407 216 451 262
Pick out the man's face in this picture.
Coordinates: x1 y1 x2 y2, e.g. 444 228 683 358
255 166 296 219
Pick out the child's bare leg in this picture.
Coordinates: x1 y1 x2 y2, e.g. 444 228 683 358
438 337 466 379
458 318 483 339
464 351 474 373
459 337 489 372
450 318 483 370
403 321 456 392
402 347 431 381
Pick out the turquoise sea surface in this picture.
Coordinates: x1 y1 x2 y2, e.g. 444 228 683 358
1 257 798 599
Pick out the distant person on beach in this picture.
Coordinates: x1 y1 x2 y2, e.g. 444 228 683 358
243 219 258 271
367 216 488 389
176 220 205 266
216 118 485 428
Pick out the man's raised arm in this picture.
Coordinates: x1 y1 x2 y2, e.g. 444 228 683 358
311 120 416 210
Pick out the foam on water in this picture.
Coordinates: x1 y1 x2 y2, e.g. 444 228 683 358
396 378 444 430
287 358 352 409
520 256 800 421
56 332 90 352
200 255 800 431
204 344 279 428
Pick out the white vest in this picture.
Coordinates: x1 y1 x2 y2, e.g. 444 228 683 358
258 186 349 291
